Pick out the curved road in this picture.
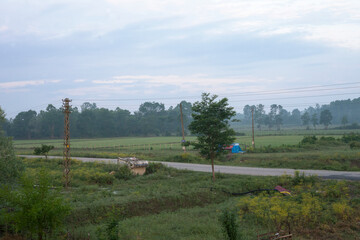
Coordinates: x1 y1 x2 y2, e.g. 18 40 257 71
20 155 360 181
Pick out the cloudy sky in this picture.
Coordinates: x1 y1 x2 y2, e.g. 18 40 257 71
1 0 360 118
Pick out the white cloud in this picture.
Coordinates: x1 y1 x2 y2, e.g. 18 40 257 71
0 25 8 32
74 79 86 83
0 79 60 89
2 0 359 50
303 24 360 50
77 74 261 96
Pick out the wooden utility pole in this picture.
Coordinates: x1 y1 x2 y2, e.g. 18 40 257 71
63 98 71 189
180 103 186 152
251 107 255 148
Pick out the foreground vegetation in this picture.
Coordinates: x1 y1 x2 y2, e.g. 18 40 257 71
1 157 360 240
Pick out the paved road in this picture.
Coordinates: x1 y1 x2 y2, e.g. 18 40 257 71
19 155 360 180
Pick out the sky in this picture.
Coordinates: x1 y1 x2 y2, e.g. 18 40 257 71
1 0 360 118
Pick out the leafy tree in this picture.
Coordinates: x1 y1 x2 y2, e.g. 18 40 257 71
12 110 37 139
0 107 23 184
188 93 236 182
242 105 254 124
275 105 284 130
320 109 333 129
254 104 265 130
341 115 348 127
0 169 71 239
291 109 302 125
33 144 55 160
38 104 63 138
311 113 318 129
301 112 310 129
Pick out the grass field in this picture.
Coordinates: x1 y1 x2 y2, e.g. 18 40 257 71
12 129 360 172
2 157 359 240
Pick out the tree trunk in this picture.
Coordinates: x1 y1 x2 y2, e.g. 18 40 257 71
211 153 215 182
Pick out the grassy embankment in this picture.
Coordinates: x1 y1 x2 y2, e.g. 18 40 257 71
3 156 359 240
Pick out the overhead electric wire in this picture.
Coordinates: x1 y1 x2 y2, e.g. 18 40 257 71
230 92 360 103
72 81 360 102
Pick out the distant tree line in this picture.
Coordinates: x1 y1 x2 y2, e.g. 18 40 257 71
2 101 192 139
239 97 360 130
2 97 360 139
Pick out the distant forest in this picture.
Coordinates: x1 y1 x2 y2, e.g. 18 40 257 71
2 97 360 139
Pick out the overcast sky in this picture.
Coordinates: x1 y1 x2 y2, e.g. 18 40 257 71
1 0 360 118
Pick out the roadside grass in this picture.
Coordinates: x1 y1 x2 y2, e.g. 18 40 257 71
13 132 360 172
3 157 360 240
223 149 360 171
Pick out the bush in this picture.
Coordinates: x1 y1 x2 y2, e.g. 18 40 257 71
219 209 239 240
350 141 360 149
145 162 166 175
33 144 55 159
291 171 318 186
238 180 353 231
114 165 134 181
181 141 191 147
0 169 71 239
341 133 360 143
90 172 115 185
300 135 317 145
0 135 23 184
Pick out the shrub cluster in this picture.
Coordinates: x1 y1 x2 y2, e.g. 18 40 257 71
238 177 353 232
341 133 360 143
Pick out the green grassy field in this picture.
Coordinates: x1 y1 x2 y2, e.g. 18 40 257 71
13 130 360 172
2 157 359 240
12 135 341 149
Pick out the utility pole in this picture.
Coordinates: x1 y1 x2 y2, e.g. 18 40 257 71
63 98 71 189
251 107 255 148
180 103 186 152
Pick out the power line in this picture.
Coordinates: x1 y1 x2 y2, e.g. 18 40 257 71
72 81 360 102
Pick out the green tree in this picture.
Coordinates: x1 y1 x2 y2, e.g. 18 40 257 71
12 110 37 139
341 115 348 127
301 112 310 129
33 144 55 160
0 107 23 184
311 113 318 129
254 104 265 130
0 169 71 239
188 93 236 182
320 109 333 129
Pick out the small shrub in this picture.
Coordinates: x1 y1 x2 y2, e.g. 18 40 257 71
114 165 134 180
349 141 360 149
90 172 115 185
292 171 317 186
341 133 360 143
219 209 239 240
332 200 352 220
33 144 55 159
301 135 317 145
181 141 191 147
145 162 165 175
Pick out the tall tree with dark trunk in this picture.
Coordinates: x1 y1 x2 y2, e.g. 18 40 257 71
188 93 236 182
